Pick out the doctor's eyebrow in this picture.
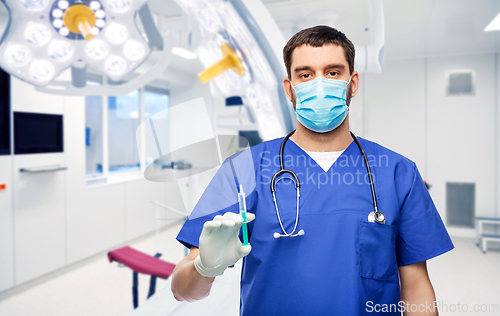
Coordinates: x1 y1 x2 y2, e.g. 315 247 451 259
293 64 346 74
293 66 314 73
324 64 346 71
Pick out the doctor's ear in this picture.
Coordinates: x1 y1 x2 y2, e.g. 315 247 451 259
349 71 360 98
283 77 293 102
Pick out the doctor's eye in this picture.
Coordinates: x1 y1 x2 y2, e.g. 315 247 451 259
328 71 339 77
300 73 311 79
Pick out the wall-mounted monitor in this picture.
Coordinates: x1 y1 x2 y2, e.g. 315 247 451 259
14 112 63 155
0 68 10 155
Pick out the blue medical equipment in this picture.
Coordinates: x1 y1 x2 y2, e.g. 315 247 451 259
270 130 386 238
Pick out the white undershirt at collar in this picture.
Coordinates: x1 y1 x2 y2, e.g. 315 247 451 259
290 138 345 172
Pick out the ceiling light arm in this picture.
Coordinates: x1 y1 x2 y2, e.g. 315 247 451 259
354 0 385 73
138 4 163 51
71 63 86 88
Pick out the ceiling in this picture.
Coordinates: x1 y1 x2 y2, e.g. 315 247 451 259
381 0 500 59
1 0 499 77
147 0 500 61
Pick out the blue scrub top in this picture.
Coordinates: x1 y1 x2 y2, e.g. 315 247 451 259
177 137 454 316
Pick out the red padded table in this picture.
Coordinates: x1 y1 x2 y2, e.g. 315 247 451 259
108 246 176 278
108 246 176 308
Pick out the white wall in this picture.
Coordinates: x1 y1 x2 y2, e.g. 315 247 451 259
0 155 14 292
13 153 66 284
0 76 175 292
427 54 497 224
64 84 172 265
348 73 366 137
362 53 499 235
496 53 500 220
124 180 168 240
64 95 126 264
11 78 67 284
365 58 427 174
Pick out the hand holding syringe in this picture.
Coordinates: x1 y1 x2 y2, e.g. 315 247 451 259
194 185 254 277
192 153 255 278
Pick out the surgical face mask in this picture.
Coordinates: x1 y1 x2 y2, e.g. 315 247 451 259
292 76 351 133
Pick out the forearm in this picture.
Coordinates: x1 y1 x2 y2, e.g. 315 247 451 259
171 247 215 302
399 261 438 316
401 284 438 315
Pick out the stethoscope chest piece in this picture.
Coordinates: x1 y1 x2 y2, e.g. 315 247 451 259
368 211 386 224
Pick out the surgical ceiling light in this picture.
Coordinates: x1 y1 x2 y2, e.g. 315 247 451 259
484 12 500 32
173 0 386 140
174 0 295 141
0 0 174 96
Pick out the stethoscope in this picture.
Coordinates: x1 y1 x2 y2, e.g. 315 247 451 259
271 130 386 238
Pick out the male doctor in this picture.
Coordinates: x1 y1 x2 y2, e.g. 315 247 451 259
171 26 453 315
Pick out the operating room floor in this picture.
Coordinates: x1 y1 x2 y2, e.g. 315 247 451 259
0 230 499 316
0 219 187 316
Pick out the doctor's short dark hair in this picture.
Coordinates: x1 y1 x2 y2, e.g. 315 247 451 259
283 25 355 79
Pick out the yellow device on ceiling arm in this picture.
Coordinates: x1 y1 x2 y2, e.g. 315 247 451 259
198 43 245 84
63 4 97 41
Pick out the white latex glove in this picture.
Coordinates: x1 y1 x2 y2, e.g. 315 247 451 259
194 211 255 277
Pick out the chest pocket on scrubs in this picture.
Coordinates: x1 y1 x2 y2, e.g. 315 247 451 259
358 221 398 281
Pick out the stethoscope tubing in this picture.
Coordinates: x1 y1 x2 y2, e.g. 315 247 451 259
349 131 378 213
271 130 383 238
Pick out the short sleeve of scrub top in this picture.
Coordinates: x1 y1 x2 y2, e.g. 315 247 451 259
395 163 454 266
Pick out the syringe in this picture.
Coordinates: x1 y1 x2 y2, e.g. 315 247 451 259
238 184 249 246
